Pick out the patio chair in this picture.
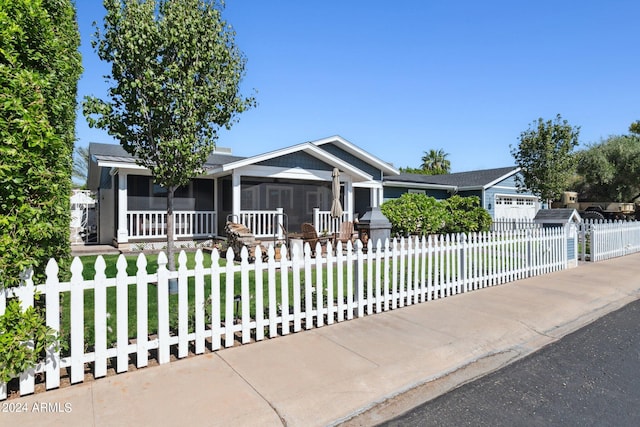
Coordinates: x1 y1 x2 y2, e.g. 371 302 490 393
301 222 331 254
334 221 355 247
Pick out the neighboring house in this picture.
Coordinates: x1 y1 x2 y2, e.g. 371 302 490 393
382 167 541 220
87 135 399 248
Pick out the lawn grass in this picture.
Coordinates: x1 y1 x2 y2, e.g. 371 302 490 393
57 240 544 352
58 252 359 352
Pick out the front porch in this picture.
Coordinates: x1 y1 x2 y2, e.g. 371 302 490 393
124 207 350 242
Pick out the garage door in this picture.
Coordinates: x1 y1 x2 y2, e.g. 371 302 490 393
494 195 538 220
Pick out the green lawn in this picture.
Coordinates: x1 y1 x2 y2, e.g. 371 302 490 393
56 242 542 353
59 252 359 352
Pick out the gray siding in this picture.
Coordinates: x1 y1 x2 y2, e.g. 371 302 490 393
483 171 535 214
256 151 333 171
384 187 451 201
321 143 382 180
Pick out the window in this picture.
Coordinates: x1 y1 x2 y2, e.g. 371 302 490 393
266 185 293 210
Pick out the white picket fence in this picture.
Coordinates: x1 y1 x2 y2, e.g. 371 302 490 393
579 219 640 262
0 228 567 400
491 219 541 232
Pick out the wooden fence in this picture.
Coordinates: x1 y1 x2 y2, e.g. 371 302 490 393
0 228 567 400
579 219 640 262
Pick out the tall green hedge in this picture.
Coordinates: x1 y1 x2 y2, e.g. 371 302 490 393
0 0 82 286
381 193 492 237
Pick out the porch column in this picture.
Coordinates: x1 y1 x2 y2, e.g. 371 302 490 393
232 171 241 222
344 178 353 221
213 177 219 236
116 170 128 244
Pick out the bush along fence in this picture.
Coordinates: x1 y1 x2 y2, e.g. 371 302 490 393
578 219 640 262
0 228 568 400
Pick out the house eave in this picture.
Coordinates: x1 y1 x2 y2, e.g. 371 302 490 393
206 142 373 182
482 167 521 189
383 180 458 191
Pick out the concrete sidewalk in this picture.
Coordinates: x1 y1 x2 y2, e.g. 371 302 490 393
3 254 640 426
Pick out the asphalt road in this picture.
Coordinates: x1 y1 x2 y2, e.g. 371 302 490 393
381 298 640 427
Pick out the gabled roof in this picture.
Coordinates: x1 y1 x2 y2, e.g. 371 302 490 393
87 136 396 186
311 135 399 176
204 135 399 182
533 208 581 224
206 141 374 181
384 166 520 190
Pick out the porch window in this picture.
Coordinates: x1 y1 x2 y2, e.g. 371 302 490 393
127 175 213 211
240 178 340 232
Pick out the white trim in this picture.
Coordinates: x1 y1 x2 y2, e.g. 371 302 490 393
353 180 387 188
207 142 373 182
116 171 129 244
482 167 520 189
97 160 147 170
233 164 353 182
383 181 458 191
489 184 521 191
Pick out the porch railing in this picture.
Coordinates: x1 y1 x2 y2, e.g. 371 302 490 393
313 208 351 235
127 210 216 239
239 208 284 239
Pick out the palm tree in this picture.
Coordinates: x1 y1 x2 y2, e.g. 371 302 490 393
72 146 89 188
421 149 451 174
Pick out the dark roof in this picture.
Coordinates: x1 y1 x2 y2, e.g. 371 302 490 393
534 208 581 223
384 166 518 188
88 142 246 168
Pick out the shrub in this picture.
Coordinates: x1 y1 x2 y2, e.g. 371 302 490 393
0 296 60 383
441 195 492 233
381 193 447 236
381 193 492 236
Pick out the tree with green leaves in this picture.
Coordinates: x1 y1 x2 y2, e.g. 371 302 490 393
83 0 255 270
510 114 580 204
574 134 640 202
630 120 640 136
421 148 451 175
400 148 451 175
0 0 82 286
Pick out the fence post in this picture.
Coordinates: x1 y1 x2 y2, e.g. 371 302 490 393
45 259 61 390
460 233 467 292
355 239 365 318
156 252 170 364
70 258 85 383
526 229 532 277
94 256 108 378
18 268 35 395
136 253 149 366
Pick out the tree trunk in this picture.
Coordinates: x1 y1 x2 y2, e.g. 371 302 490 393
167 186 176 272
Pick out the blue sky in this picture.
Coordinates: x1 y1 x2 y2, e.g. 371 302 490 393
75 1 640 172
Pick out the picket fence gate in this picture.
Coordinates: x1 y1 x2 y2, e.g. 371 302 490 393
579 219 640 262
0 228 567 400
